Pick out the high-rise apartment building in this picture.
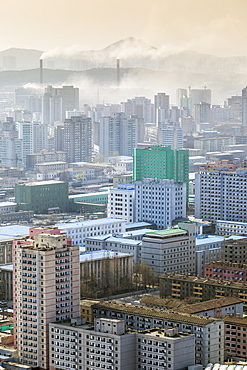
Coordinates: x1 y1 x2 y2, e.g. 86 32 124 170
135 178 186 229
63 115 92 163
159 125 183 149
42 85 79 126
99 112 138 157
133 146 189 199
0 117 22 167
242 87 247 125
154 93 170 125
195 167 247 222
12 227 80 369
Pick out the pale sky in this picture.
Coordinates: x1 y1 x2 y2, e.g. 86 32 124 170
1 0 247 56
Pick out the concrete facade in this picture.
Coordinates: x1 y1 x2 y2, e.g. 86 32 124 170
135 178 186 229
141 222 196 275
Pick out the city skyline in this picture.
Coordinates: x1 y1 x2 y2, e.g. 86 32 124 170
1 0 247 57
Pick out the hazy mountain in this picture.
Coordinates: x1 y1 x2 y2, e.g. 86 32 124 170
0 48 43 70
0 38 246 104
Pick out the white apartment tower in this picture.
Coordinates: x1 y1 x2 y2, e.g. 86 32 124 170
13 227 80 370
135 178 186 229
108 184 135 223
195 167 247 223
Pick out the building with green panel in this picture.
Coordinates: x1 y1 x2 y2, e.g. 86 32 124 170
133 146 189 199
15 180 69 214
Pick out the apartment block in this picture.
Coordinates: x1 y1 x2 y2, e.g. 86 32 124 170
12 227 80 369
221 237 247 263
49 317 195 370
91 300 224 366
160 273 247 311
224 316 247 360
195 167 247 222
141 222 196 275
108 184 135 223
141 296 243 319
135 178 186 229
204 261 247 283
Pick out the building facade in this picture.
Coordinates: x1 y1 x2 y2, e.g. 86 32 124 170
141 222 196 275
15 180 69 214
195 167 247 222
108 184 135 223
91 300 224 366
135 178 186 229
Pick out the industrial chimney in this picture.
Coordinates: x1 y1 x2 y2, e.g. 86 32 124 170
40 59 43 85
117 58 120 86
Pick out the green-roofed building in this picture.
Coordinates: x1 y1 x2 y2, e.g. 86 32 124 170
133 146 189 199
142 222 196 276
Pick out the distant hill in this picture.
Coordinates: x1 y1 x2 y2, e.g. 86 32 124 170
0 38 247 103
0 48 43 70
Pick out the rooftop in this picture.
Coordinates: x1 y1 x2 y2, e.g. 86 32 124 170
80 250 133 262
92 300 221 325
0 225 30 239
145 228 187 237
56 218 126 229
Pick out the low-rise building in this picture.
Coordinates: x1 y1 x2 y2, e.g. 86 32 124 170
160 273 247 311
55 218 126 246
15 180 69 214
80 250 133 297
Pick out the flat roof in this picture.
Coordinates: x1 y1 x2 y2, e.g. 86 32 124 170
80 250 133 262
56 218 126 229
20 180 65 186
217 220 247 225
69 192 108 199
0 202 16 207
147 228 187 236
0 264 13 271
126 221 154 228
86 235 142 246
196 235 225 246
0 225 30 237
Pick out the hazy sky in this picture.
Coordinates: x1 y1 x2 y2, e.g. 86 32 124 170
1 0 247 56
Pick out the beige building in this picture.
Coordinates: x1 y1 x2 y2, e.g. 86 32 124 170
13 227 80 370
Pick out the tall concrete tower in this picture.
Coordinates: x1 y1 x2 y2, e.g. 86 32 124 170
242 87 247 125
13 227 80 370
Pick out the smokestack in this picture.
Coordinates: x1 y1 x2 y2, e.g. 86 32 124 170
117 58 120 86
40 59 43 85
